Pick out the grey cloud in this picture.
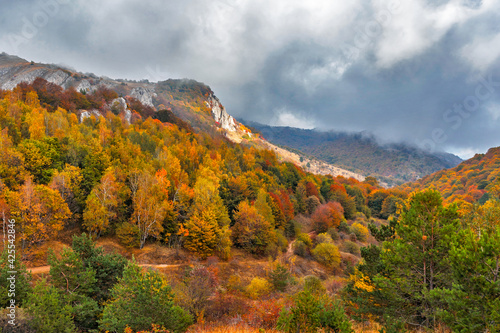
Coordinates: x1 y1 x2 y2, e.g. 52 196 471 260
0 0 499 158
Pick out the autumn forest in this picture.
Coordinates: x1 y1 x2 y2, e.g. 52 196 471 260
0 78 498 333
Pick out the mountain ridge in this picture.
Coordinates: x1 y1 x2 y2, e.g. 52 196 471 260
243 121 462 187
400 146 500 204
0 52 364 181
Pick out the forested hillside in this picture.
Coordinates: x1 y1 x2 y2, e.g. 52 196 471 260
0 79 498 333
245 122 462 187
0 80 392 332
401 147 500 205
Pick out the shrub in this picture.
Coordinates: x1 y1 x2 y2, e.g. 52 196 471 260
296 233 312 247
325 276 346 296
354 212 367 220
269 263 292 292
285 219 301 238
243 299 284 329
342 241 361 256
351 222 369 242
174 265 217 318
226 274 243 291
246 277 273 300
276 230 289 252
205 293 251 321
349 233 357 242
312 243 341 269
338 220 350 233
361 205 372 218
277 291 352 333
293 240 308 257
327 227 340 241
264 243 281 259
303 275 325 295
265 231 288 258
316 233 333 244
116 222 141 248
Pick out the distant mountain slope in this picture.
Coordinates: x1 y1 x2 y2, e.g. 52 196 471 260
244 122 462 186
400 146 500 204
0 53 363 181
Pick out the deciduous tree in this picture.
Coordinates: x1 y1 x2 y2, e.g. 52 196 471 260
231 201 276 255
130 169 172 249
311 202 343 233
14 177 70 250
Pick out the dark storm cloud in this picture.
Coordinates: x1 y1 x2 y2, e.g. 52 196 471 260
1 0 500 158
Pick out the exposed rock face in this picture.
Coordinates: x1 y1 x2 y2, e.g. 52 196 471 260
131 87 156 107
123 108 132 124
110 97 132 123
0 55 76 90
111 97 127 112
205 94 237 132
76 79 93 93
46 69 72 87
79 109 102 122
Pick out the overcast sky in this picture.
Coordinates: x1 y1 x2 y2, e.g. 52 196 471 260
1 0 500 158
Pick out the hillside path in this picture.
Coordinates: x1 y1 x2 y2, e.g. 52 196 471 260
27 263 184 275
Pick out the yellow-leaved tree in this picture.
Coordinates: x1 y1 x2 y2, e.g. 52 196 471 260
130 169 172 249
49 164 82 221
83 168 127 238
183 166 231 259
0 128 26 188
10 176 70 251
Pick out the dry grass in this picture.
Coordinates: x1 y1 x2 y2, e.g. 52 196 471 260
132 243 189 264
24 240 69 267
352 320 382 332
188 322 451 333
188 323 279 333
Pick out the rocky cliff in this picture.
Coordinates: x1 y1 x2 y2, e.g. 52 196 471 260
0 52 364 181
205 94 237 132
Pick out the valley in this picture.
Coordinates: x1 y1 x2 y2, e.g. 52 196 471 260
0 53 498 333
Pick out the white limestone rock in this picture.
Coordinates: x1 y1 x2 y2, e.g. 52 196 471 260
46 70 71 87
131 87 156 108
205 94 237 132
76 79 93 93
79 109 102 122
110 97 132 123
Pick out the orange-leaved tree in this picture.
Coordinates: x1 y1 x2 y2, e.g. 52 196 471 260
311 202 344 233
10 176 70 251
231 200 276 255
183 167 230 259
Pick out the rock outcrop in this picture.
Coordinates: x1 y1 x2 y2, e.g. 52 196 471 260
110 97 132 123
131 87 156 107
205 94 237 132
76 79 93 93
79 109 102 122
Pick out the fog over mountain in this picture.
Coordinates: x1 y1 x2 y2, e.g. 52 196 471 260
1 0 500 158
